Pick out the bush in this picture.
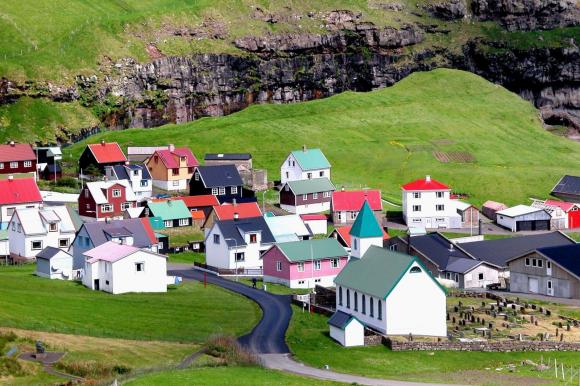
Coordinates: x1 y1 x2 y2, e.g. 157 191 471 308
205 335 258 366
0 357 26 377
0 331 17 353
55 360 132 378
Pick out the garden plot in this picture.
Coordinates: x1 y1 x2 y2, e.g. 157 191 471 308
433 151 476 163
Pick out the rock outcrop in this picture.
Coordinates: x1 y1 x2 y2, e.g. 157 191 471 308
423 0 468 20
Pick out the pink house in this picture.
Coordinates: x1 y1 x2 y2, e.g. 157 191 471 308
263 238 348 289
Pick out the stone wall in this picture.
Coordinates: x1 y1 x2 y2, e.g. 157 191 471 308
386 339 580 352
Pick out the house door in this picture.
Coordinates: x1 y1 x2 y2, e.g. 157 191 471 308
528 277 539 293
94 279 100 291
547 280 554 296
425 218 432 228
569 210 580 229
546 261 552 276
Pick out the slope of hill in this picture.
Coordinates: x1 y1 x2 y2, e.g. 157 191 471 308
64 69 580 205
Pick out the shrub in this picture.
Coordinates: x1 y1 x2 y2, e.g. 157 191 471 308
0 357 26 377
55 360 131 378
205 335 258 366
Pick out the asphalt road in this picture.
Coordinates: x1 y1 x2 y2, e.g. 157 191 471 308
169 268 291 354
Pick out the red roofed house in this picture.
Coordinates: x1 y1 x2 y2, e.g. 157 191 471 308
202 201 262 229
0 142 36 176
329 225 389 251
79 141 127 175
145 145 199 192
536 200 580 229
0 177 42 228
331 189 383 225
402 175 462 229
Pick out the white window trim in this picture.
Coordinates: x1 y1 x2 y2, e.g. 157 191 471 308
231 186 238 194
164 220 173 228
314 260 321 270
178 218 189 226
297 262 304 272
211 188 218 195
276 261 282 271
24 160 32 168
218 187 226 195
112 189 121 198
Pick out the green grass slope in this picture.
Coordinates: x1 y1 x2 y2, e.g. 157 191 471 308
65 69 580 206
0 266 260 342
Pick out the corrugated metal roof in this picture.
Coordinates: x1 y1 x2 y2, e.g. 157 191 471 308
0 177 42 205
290 148 331 171
537 244 580 278
286 178 335 195
147 200 191 221
332 189 382 212
276 238 345 262
327 310 360 329
497 205 546 218
264 214 311 242
87 142 127 164
0 143 35 162
552 175 580 196
196 165 243 188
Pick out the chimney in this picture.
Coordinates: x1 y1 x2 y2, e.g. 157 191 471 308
233 212 239 220
125 161 130 166
302 144 307 152
9 141 15 147
101 140 105 146
341 186 345 192
8 175 13 182
449 243 454 252
169 144 175 152
425 175 431 182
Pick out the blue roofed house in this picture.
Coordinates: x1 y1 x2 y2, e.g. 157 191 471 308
507 244 580 299
205 216 275 270
105 163 152 202
280 146 331 184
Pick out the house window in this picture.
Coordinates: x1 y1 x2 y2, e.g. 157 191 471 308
362 295 366 314
338 287 343 306
49 223 57 232
140 180 148 187
101 204 113 213
31 241 42 250
370 298 374 317
86 204 90 210
121 202 132 210
213 234 220 244
285 172 289 179
24 161 32 168
313 192 318 199
547 280 552 289
315 278 321 283
164 220 173 228
10 162 18 169
538 259 543 268
354 292 358 311
314 260 321 270
178 218 189 226
330 258 339 268
409 266 422 273
413 192 421 199
323 191 330 198
249 234 257 244
212 188 218 195
188 167 194 173
346 289 350 309
478 273 484 280
172 181 180 187
231 186 238 194
235 252 245 262
0 163 3 169
297 262 304 272
436 192 444 198
133 170 139 176
378 300 382 320
353 238 358 250
59 239 69 248
319 171 324 177
525 258 530 266
172 168 179 176
389 244 397 251
292 161 295 166
112 189 121 198
11 222 15 231
436 204 445 211
288 160 291 166
454 274 459 282
302 194 308 201
276 261 282 271
547 261 551 269
218 187 226 195
284 185 289 191
194 172 200 181
307 172 312 179
532 259 537 267
412 205 421 212
84 189 89 198
350 212 357 220
135 262 145 272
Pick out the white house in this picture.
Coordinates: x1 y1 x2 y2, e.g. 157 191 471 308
300 214 327 235
280 146 331 184
35 247 74 280
332 246 447 340
82 241 167 294
402 175 461 229
496 205 551 232
8 206 76 261
105 163 153 202
328 311 365 347
204 216 276 270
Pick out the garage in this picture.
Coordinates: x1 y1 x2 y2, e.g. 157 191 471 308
528 277 539 293
517 220 550 231
497 205 552 233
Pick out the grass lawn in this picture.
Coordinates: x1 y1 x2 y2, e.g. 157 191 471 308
566 233 580 242
64 69 580 207
124 366 340 385
0 265 260 343
159 226 204 247
168 252 205 264
235 278 310 295
286 305 580 384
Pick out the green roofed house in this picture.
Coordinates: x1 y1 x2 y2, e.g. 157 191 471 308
263 238 348 288
146 200 192 228
349 200 385 259
331 245 447 345
279 178 335 214
281 146 331 184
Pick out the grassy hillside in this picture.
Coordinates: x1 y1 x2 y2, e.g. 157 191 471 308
64 69 580 206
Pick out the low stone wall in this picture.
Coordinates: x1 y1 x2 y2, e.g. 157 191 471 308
386 339 580 352
363 334 385 346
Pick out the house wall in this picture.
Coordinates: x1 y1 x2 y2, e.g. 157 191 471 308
280 187 332 214
111 251 167 294
350 236 383 259
336 286 387 333
70 227 95 270
152 178 188 192
0 159 37 175
497 211 552 232
205 225 270 269
189 174 243 203
8 215 74 260
329 325 347 346
280 154 331 184
509 252 579 299
0 239 8 256
204 225 231 269
79 183 136 220
386 261 447 336
0 202 41 227
36 255 73 280
344 319 365 347
402 190 461 229
106 167 152 200
464 264 500 288
460 207 480 227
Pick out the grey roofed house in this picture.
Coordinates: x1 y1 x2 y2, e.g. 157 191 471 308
79 218 156 248
109 164 152 181
195 165 243 187
216 216 275 247
551 175 580 202
328 310 361 329
536 244 580 278
460 231 576 268
204 153 251 161
36 246 67 260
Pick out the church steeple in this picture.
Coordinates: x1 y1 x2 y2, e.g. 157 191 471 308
349 201 383 259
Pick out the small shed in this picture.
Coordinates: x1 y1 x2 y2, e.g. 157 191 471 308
451 201 480 227
328 310 365 347
35 247 74 280
496 205 551 232
482 201 508 222
0 230 8 260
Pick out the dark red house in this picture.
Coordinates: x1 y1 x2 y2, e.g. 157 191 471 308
0 142 36 175
79 141 127 175
78 180 137 220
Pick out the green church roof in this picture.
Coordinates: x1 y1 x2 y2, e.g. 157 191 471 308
291 148 331 171
349 200 383 238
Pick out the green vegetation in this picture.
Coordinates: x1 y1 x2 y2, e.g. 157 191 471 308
287 305 580 384
168 251 205 264
159 226 204 247
0 97 98 143
0 265 260 342
236 278 310 295
567 233 580 242
125 366 338 385
65 69 580 206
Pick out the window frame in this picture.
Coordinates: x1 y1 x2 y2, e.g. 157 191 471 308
213 234 220 244
218 187 226 195
112 189 121 198
10 161 18 169
135 262 145 272
314 260 321 270
59 238 69 248
31 240 43 250
412 205 421 212
231 186 238 195
276 261 282 271
297 262 304 272
24 160 32 168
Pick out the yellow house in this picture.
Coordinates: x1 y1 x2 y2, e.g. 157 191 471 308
145 145 199 191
